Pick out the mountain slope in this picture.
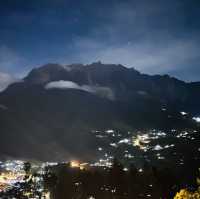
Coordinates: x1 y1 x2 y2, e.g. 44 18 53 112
0 62 199 161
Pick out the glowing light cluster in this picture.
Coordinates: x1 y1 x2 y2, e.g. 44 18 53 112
70 161 88 170
132 134 151 151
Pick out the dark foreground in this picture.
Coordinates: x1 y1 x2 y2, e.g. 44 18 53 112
0 159 199 199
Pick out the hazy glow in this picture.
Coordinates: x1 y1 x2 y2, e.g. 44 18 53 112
70 161 80 168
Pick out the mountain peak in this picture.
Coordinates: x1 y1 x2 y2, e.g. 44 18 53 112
24 62 133 85
31 63 65 72
24 63 68 84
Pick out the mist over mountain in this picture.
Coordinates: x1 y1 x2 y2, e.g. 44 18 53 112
0 62 199 161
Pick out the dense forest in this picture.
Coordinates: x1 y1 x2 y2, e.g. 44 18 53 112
0 159 200 199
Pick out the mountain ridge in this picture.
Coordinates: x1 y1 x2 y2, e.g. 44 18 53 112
20 62 200 113
0 62 199 161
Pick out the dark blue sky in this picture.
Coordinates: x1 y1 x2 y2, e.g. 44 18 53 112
0 0 200 82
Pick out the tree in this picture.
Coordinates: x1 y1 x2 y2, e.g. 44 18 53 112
24 162 31 176
174 189 200 199
174 169 200 199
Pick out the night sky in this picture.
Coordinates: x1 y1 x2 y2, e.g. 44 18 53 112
0 0 200 87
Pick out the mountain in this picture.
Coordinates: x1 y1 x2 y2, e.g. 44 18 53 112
0 62 199 161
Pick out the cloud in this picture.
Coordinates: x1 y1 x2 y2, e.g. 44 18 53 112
0 72 20 92
61 0 200 81
1 0 200 82
0 46 23 73
45 80 115 100
67 37 199 77
45 80 81 90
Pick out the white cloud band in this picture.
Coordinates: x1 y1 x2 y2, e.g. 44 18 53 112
45 80 114 100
